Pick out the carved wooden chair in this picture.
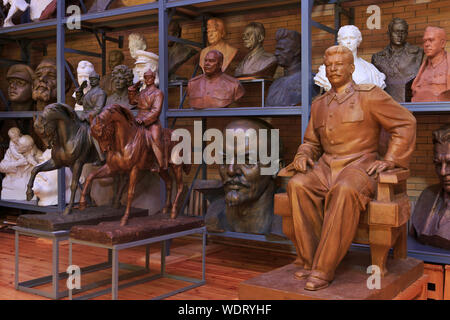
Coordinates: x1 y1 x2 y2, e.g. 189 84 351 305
274 168 411 276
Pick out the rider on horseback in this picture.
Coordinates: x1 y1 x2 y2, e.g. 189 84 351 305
128 69 167 172
75 71 107 166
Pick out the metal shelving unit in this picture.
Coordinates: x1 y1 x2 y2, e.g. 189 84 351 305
0 0 449 263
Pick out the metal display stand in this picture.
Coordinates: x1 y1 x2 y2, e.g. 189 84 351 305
69 226 206 300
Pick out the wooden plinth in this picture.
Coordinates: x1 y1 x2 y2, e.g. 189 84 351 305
16 206 148 231
239 250 424 300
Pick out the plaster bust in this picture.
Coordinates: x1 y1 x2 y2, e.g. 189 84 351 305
314 25 386 91
235 22 277 78
29 0 53 21
372 18 424 102
2 0 28 27
106 64 134 109
128 33 147 60
133 50 159 87
7 64 35 111
412 125 450 249
73 60 96 111
199 18 238 73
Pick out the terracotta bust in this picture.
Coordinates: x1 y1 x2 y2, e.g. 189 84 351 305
412 26 450 102
284 45 416 291
411 125 450 249
266 29 302 107
204 119 283 235
168 21 198 79
314 25 386 91
187 50 245 109
106 64 134 110
6 64 35 111
235 22 277 79
199 18 238 73
101 50 125 96
372 18 424 102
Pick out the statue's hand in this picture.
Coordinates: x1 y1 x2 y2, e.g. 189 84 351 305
136 118 143 125
366 160 395 177
293 155 314 173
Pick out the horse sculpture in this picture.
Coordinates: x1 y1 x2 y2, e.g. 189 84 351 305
79 104 190 226
26 103 100 215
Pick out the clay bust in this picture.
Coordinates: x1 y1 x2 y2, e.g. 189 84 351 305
235 22 277 78
412 125 450 249
372 18 424 102
412 26 450 102
7 64 35 111
73 60 96 111
285 45 416 290
205 119 282 235
168 21 198 79
0 129 41 201
106 64 134 110
266 29 302 107
32 58 73 111
128 32 147 60
314 25 386 91
199 18 238 73
100 50 124 96
133 50 160 87
187 50 245 109
2 0 28 27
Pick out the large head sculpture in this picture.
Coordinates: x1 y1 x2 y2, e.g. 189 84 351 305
242 22 265 51
324 45 355 90
108 50 124 71
76 60 95 91
274 28 301 68
134 50 159 85
423 26 447 59
433 125 450 195
111 65 133 93
6 64 34 110
207 18 227 46
204 50 224 77
388 17 409 48
337 25 362 54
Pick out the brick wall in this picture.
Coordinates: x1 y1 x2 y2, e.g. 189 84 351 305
1 0 449 200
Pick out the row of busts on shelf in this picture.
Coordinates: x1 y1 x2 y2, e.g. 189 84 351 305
0 0 155 27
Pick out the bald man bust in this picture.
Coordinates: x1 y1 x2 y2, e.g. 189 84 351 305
188 50 245 109
412 26 450 102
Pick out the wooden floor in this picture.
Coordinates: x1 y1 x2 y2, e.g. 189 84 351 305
0 229 296 300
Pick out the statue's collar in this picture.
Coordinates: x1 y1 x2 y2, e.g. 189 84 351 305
327 81 356 105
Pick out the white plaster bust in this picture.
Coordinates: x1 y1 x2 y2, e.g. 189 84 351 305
0 129 41 201
133 50 160 87
33 149 75 206
72 60 96 111
2 0 29 27
314 25 386 91
128 33 147 59
29 0 53 21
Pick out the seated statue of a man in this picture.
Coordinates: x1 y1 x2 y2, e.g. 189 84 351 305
285 45 416 291
128 69 166 171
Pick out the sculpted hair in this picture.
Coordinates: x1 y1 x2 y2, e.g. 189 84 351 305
424 26 447 42
208 18 227 38
206 49 224 66
246 22 266 41
388 17 408 33
337 25 362 47
275 28 301 56
112 65 134 86
432 124 450 145
324 45 354 65
128 33 147 50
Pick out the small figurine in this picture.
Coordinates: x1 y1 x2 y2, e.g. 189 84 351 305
101 50 125 96
372 18 424 102
235 22 277 78
314 25 386 92
7 64 35 111
168 21 198 80
199 18 238 73
106 64 134 110
412 26 450 102
187 50 245 109
72 60 96 111
2 0 29 27
266 29 302 107
411 125 450 249
285 45 416 291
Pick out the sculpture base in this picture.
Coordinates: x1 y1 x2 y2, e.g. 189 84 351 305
239 250 423 300
16 206 148 232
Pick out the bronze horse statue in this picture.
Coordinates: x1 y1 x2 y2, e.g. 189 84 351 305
79 104 190 226
26 103 100 215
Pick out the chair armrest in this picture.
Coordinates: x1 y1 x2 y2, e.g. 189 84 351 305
378 168 410 184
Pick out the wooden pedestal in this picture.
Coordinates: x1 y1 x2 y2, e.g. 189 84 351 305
239 250 423 300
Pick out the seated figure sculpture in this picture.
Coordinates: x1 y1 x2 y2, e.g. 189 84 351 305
187 50 245 109
411 125 450 249
314 25 386 92
412 26 450 102
199 18 238 73
285 45 416 291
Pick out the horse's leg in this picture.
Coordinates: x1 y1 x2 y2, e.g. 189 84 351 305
170 165 184 219
26 159 58 201
120 166 139 227
158 169 172 215
111 175 121 209
116 174 129 208
79 164 113 211
64 161 84 215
